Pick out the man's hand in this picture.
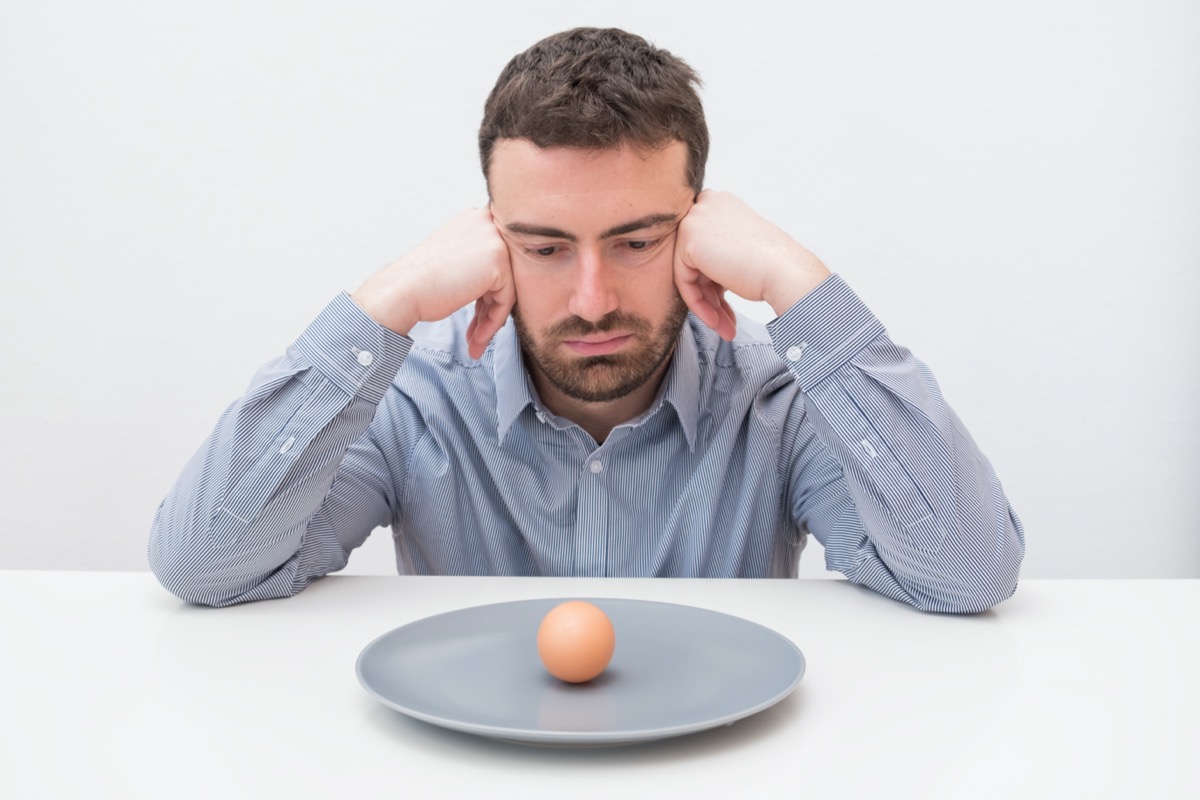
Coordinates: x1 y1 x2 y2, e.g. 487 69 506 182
673 190 831 341
351 208 515 359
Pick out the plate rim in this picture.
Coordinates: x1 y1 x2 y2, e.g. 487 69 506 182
356 596 805 745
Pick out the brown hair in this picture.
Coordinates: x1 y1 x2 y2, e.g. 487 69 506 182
479 27 708 194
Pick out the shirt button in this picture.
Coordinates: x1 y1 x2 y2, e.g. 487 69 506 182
786 343 809 362
589 460 603 474
356 350 374 367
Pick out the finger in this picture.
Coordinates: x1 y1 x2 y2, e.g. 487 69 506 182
691 273 736 341
677 278 720 333
467 285 515 360
466 307 485 360
697 276 733 335
701 280 737 341
716 293 737 341
673 248 722 332
468 223 516 359
467 297 498 360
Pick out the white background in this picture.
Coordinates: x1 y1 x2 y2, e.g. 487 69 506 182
2 0 1196 578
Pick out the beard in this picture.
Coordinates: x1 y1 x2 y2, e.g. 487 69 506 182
512 293 690 404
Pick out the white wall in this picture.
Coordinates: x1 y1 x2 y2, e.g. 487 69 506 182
2 0 1196 578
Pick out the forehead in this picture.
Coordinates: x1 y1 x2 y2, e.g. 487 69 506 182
489 139 692 229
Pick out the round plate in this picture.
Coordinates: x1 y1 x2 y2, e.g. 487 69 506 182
355 597 805 746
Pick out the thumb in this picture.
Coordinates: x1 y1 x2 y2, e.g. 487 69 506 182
466 283 516 360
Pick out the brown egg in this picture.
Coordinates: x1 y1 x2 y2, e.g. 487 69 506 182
536 600 616 684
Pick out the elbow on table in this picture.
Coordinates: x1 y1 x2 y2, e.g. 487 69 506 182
915 567 1020 614
148 516 292 608
912 516 1025 614
149 549 237 608
148 546 235 608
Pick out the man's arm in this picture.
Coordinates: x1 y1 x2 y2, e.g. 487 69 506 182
768 275 1024 612
149 209 515 606
675 191 1025 612
149 296 410 606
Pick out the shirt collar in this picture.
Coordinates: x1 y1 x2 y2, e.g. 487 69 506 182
494 318 532 445
493 314 703 451
659 317 700 451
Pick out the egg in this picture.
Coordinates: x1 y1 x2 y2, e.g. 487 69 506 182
536 600 616 683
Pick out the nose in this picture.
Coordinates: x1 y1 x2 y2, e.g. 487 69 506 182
567 248 619 323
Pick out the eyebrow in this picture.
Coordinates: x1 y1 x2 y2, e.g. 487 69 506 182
503 213 680 242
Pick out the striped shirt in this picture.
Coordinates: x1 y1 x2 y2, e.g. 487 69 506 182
149 274 1025 612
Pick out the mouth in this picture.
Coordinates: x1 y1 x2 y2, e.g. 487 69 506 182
562 334 633 356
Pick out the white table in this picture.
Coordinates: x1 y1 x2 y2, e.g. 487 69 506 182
2 571 1196 799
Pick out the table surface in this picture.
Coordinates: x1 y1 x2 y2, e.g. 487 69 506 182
2 571 1197 799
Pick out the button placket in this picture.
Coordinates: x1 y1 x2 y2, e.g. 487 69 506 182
573 449 609 576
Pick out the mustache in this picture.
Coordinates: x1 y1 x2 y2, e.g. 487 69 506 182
542 311 652 339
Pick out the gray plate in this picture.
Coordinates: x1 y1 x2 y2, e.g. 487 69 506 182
355 597 805 746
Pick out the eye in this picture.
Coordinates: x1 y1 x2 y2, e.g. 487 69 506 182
527 245 559 258
625 238 661 251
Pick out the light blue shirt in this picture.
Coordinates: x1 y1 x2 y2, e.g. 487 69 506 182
149 275 1024 612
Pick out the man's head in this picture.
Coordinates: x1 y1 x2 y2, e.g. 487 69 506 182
481 29 707 415
478 27 709 196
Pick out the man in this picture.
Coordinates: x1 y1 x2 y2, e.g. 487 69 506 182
149 27 1024 612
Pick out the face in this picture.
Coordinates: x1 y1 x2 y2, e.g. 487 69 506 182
489 139 695 404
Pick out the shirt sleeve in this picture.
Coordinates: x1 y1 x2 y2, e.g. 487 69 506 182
768 274 1026 613
148 292 413 607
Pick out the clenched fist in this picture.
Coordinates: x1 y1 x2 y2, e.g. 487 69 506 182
352 208 516 359
674 191 830 340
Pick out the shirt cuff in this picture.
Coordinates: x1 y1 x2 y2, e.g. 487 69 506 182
291 292 413 403
765 274 886 391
